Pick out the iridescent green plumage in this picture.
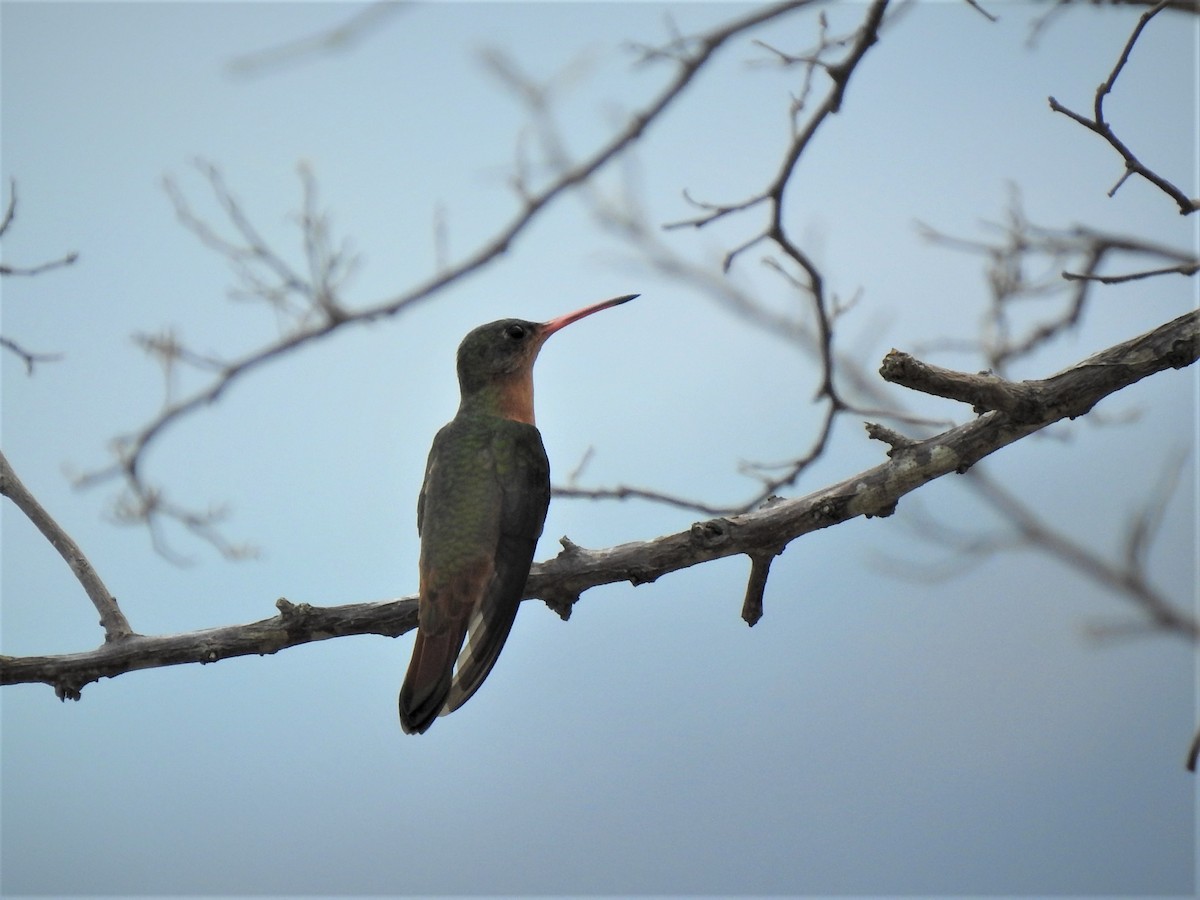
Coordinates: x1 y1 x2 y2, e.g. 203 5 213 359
399 296 636 734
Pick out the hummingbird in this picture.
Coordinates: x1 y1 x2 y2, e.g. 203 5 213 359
399 293 638 734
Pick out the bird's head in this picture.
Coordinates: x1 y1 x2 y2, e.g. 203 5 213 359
455 317 546 395
454 295 638 413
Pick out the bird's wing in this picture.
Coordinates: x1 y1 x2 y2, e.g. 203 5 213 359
442 420 550 715
416 434 437 537
400 418 550 733
401 422 486 733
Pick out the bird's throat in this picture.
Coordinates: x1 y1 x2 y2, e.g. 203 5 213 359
462 371 536 425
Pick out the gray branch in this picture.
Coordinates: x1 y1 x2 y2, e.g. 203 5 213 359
0 451 134 644
5 308 1194 697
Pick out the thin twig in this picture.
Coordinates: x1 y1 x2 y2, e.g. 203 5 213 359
968 467 1197 640
0 252 79 277
0 179 80 274
919 193 1196 373
1047 0 1197 215
962 0 999 22
1062 260 1199 283
226 1 407 77
0 336 63 374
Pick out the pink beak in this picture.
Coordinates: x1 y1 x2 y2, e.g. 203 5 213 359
541 294 638 338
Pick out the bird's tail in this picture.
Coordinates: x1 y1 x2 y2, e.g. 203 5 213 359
398 629 458 734
441 601 519 716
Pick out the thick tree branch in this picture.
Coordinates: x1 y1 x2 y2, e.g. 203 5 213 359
880 308 1197 421
1 598 416 701
6 309 1193 696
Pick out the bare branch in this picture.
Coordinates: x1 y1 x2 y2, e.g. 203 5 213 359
664 0 889 239
741 552 777 626
582 147 951 516
553 483 739 518
0 179 76 370
0 179 80 274
864 421 918 451
881 309 1198 422
0 336 63 375
1047 0 1198 214
163 160 352 332
962 0 1000 22
665 0 889 431
0 597 417 701
879 461 1197 642
577 1 890 516
1062 260 1199 283
967 468 1197 641
0 251 79 277
0 451 135 645
1031 0 1199 45
79 1 822 560
226 1 407 77
1123 447 1188 573
6 309 1195 694
108 485 258 566
0 177 13 236
918 193 1197 373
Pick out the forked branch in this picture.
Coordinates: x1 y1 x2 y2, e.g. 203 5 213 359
1048 0 1198 214
0 180 77 373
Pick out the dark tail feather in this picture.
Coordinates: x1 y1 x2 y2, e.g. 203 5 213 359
441 535 535 717
398 630 457 734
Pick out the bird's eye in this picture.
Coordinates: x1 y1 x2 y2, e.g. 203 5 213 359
505 324 527 340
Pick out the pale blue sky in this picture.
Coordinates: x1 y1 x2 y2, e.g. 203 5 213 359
2 2 1196 896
